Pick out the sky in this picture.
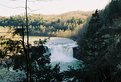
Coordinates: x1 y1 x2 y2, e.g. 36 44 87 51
0 0 110 16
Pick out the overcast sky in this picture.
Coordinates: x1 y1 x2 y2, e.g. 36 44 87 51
0 0 110 16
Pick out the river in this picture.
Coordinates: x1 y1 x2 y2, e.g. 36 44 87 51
25 36 82 71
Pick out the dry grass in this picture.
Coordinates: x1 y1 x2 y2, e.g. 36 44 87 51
0 27 20 40
0 27 21 50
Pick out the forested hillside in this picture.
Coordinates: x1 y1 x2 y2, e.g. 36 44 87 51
76 0 121 82
0 11 91 37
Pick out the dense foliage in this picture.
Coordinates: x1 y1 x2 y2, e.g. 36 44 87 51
0 30 63 82
77 0 121 82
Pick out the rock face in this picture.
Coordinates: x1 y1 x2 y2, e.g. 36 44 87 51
73 47 81 60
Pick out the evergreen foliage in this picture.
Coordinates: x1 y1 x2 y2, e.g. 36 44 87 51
77 0 121 81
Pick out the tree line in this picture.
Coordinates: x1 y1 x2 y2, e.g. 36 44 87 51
0 15 85 36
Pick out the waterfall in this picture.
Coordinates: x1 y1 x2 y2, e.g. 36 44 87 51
45 38 82 71
50 45 74 62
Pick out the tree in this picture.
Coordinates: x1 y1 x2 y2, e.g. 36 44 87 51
78 5 121 81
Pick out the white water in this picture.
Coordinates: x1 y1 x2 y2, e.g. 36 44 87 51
45 37 82 71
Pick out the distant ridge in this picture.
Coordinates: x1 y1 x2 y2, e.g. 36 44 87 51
30 11 92 20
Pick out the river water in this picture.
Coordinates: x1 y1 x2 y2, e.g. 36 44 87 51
45 37 82 71
25 36 82 71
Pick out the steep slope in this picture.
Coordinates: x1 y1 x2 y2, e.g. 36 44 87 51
77 0 121 82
